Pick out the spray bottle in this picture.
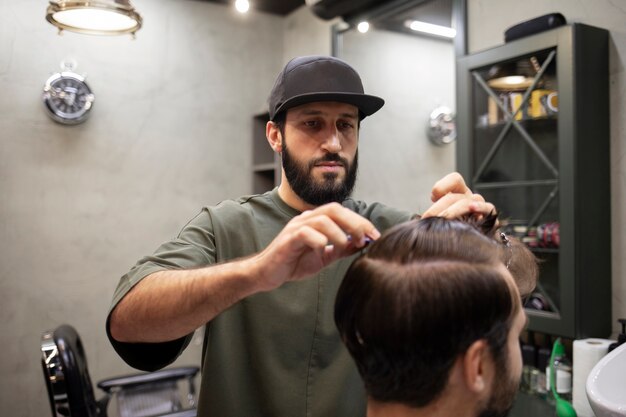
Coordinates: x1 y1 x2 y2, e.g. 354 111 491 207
549 338 577 417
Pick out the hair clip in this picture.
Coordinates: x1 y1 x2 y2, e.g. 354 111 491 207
346 235 373 246
500 232 513 269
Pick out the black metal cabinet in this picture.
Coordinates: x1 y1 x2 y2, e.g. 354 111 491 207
456 24 611 338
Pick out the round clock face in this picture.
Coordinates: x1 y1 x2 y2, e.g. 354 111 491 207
42 72 95 125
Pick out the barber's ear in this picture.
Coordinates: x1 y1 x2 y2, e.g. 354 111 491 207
462 339 494 394
266 121 283 153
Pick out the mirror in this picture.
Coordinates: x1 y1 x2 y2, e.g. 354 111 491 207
330 0 466 212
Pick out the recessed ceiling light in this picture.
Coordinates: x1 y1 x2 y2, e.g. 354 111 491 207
357 21 369 33
235 0 250 13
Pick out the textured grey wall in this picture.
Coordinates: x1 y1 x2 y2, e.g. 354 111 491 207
282 6 335 64
340 29 456 213
3 0 623 416
0 2 456 413
467 0 626 340
0 0 283 415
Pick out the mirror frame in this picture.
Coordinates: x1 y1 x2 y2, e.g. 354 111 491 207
331 0 467 58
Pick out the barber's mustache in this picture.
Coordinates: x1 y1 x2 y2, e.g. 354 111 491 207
309 153 349 168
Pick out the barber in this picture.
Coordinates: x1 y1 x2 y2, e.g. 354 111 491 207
107 55 494 417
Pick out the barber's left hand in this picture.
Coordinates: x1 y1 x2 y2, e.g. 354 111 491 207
421 172 496 219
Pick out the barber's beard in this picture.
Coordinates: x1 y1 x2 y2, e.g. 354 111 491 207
281 139 358 206
476 359 520 417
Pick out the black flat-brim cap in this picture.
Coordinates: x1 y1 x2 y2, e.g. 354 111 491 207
268 55 385 120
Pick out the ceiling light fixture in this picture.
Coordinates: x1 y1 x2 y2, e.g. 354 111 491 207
235 0 250 13
406 20 456 39
46 0 142 36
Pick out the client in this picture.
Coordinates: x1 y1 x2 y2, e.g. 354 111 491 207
335 215 538 417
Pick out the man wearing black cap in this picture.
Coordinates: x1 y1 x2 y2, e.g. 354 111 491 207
107 56 495 417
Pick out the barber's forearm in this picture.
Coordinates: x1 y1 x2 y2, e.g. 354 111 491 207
109 257 262 343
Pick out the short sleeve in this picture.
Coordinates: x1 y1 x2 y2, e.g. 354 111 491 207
106 208 216 371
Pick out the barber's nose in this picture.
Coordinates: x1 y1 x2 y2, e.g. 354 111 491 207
322 128 342 152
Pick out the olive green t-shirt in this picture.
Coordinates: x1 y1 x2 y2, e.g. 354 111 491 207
107 188 412 417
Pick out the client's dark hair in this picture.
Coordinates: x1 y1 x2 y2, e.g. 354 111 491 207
459 213 538 298
334 216 530 408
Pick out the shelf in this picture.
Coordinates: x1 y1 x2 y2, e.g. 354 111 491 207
475 116 557 131
525 309 561 320
457 24 611 339
252 111 279 194
253 163 277 172
529 247 559 254
253 169 276 193
509 391 557 417
474 179 558 189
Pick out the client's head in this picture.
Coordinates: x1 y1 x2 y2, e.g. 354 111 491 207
335 216 536 417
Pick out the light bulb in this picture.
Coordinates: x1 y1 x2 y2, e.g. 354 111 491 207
357 21 369 33
235 0 250 13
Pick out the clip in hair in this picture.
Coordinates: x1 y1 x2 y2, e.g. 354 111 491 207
500 232 513 269
346 235 373 246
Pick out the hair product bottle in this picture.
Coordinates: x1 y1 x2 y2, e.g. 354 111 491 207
546 338 573 402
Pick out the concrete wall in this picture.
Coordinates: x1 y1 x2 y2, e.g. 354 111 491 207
0 1 284 415
1 0 623 416
467 0 626 339
340 29 456 213
282 6 336 66
271 6 456 214
0 2 455 413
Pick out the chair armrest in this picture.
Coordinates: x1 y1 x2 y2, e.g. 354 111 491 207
97 366 199 393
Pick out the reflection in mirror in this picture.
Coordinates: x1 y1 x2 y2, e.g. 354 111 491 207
470 49 561 317
330 0 461 212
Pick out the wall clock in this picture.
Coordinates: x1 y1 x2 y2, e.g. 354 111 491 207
42 61 95 125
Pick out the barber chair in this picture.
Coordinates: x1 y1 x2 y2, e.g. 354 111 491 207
41 324 199 417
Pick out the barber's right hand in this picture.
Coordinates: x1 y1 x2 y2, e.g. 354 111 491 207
422 172 495 220
249 202 380 292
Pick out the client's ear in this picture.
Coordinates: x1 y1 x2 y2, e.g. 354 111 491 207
462 339 494 394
